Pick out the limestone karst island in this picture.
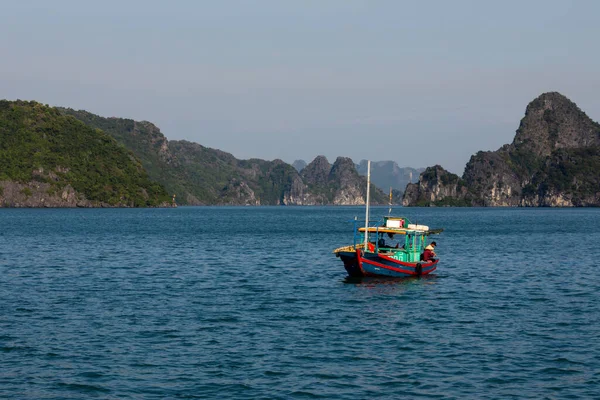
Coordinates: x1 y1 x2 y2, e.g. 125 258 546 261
1 92 599 207
402 92 600 207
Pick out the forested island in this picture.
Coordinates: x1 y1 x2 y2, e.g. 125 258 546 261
1 100 394 207
57 108 392 206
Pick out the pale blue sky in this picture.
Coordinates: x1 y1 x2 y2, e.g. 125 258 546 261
1 0 599 174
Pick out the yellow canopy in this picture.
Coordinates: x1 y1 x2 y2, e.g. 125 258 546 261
358 227 409 234
358 227 443 235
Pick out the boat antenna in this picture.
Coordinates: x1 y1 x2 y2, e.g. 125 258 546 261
364 160 371 250
388 186 392 215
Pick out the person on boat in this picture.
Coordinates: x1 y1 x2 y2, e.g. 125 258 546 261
422 241 437 261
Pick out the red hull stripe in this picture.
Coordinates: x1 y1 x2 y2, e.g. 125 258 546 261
377 253 438 268
361 257 436 275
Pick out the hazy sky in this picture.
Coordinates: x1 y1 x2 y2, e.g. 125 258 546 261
2 0 599 174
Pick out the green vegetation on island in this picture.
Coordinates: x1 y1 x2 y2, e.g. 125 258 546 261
0 100 171 207
60 109 388 206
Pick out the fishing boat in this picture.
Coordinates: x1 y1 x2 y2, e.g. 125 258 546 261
333 161 443 278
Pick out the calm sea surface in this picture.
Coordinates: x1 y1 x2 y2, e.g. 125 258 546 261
1 206 599 399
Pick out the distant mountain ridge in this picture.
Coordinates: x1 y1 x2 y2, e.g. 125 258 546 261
356 160 423 195
403 92 600 207
292 159 307 172
293 158 423 197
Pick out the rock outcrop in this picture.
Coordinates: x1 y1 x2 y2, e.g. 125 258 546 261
461 148 523 206
0 181 89 207
512 92 600 158
403 92 600 207
402 166 469 206
298 156 387 205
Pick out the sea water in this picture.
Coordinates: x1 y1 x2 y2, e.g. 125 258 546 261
1 207 599 399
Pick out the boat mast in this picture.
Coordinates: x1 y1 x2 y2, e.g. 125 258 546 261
388 186 392 215
364 160 371 249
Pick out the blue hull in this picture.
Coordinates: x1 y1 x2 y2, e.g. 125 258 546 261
339 250 438 278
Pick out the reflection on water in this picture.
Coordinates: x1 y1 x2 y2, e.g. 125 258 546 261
343 274 439 286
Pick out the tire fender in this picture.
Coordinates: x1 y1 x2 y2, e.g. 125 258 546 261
415 263 423 276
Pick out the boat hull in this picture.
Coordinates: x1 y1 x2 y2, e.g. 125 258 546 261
338 250 438 278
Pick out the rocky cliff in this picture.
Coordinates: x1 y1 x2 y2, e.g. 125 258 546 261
0 180 135 208
402 165 470 206
298 156 387 205
403 92 600 207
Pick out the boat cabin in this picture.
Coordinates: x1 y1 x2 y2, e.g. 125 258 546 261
355 216 436 263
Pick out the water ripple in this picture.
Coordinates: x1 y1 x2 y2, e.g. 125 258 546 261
1 207 599 398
